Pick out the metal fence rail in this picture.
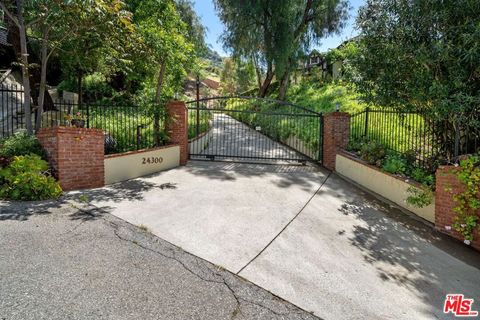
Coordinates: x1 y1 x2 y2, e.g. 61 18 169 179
1 84 162 154
350 107 480 169
45 102 161 154
0 84 26 137
186 96 323 163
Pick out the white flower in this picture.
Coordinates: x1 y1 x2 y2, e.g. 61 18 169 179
464 240 471 245
445 226 452 231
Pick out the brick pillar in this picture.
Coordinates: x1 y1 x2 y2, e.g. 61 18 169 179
322 112 350 171
435 166 480 250
37 127 105 191
166 101 188 165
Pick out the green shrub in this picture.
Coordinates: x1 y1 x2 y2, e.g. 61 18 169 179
346 137 367 152
382 154 407 174
0 155 62 201
0 131 47 161
410 167 434 186
359 140 386 166
406 186 433 208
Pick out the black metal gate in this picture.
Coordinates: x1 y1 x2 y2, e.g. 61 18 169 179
186 96 323 164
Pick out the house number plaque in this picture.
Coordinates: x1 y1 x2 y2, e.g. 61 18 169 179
142 157 163 164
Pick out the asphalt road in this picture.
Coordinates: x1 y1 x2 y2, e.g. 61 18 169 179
0 200 318 320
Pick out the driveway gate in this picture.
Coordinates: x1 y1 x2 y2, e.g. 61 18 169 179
186 96 323 164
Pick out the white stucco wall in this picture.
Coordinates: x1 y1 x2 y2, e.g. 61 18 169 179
105 146 180 184
336 153 435 223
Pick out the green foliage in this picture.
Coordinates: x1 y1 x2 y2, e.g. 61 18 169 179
359 140 386 166
382 153 407 175
410 167 434 186
406 186 434 208
219 58 237 95
88 105 164 153
451 155 480 242
286 82 366 113
0 132 47 161
188 110 213 140
133 0 194 102
214 0 348 94
82 72 116 102
235 59 256 93
0 155 62 201
222 98 323 157
354 0 480 129
346 138 366 152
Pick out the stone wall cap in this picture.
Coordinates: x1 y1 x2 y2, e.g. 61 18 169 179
324 111 350 117
104 144 179 159
37 126 104 135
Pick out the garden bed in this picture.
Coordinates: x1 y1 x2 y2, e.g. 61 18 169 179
336 152 435 223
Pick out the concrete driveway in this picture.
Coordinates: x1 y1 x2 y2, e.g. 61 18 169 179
81 161 480 320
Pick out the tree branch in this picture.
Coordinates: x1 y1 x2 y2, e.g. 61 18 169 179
25 16 42 28
0 2 20 27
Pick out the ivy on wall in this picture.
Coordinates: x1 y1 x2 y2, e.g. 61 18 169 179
447 155 480 243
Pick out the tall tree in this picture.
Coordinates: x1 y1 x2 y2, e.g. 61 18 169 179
129 0 194 145
175 0 207 55
353 0 480 142
1 0 34 134
235 58 256 93
219 57 236 95
27 0 134 130
214 0 348 99
59 0 135 108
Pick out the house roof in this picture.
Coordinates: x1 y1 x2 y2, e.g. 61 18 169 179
0 27 10 46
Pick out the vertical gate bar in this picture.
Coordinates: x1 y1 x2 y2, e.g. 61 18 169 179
364 106 369 138
454 122 460 161
319 114 324 163
196 75 200 137
86 103 90 128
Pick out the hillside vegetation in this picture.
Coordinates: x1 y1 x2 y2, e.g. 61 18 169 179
286 82 367 114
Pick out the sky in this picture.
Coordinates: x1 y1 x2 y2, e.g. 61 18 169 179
193 0 366 57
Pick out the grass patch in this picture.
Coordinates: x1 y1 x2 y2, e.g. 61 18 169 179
285 81 367 114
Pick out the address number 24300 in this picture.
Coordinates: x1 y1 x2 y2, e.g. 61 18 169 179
142 157 163 164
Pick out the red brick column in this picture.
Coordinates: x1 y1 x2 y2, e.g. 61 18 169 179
37 127 105 191
166 101 188 165
323 112 350 171
435 166 480 250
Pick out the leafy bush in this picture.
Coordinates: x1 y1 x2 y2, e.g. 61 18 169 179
286 82 366 114
346 138 366 152
451 155 480 242
406 186 434 208
359 140 386 166
410 167 434 186
382 153 407 174
0 155 62 201
83 72 116 102
0 131 47 161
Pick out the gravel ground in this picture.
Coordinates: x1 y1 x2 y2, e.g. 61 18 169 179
0 199 319 320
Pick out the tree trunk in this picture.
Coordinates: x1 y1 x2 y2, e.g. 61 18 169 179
252 54 262 90
258 63 273 97
35 27 49 131
278 69 290 101
154 62 166 146
16 0 32 134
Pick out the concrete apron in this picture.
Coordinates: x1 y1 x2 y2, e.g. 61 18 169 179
82 161 480 320
86 160 327 273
